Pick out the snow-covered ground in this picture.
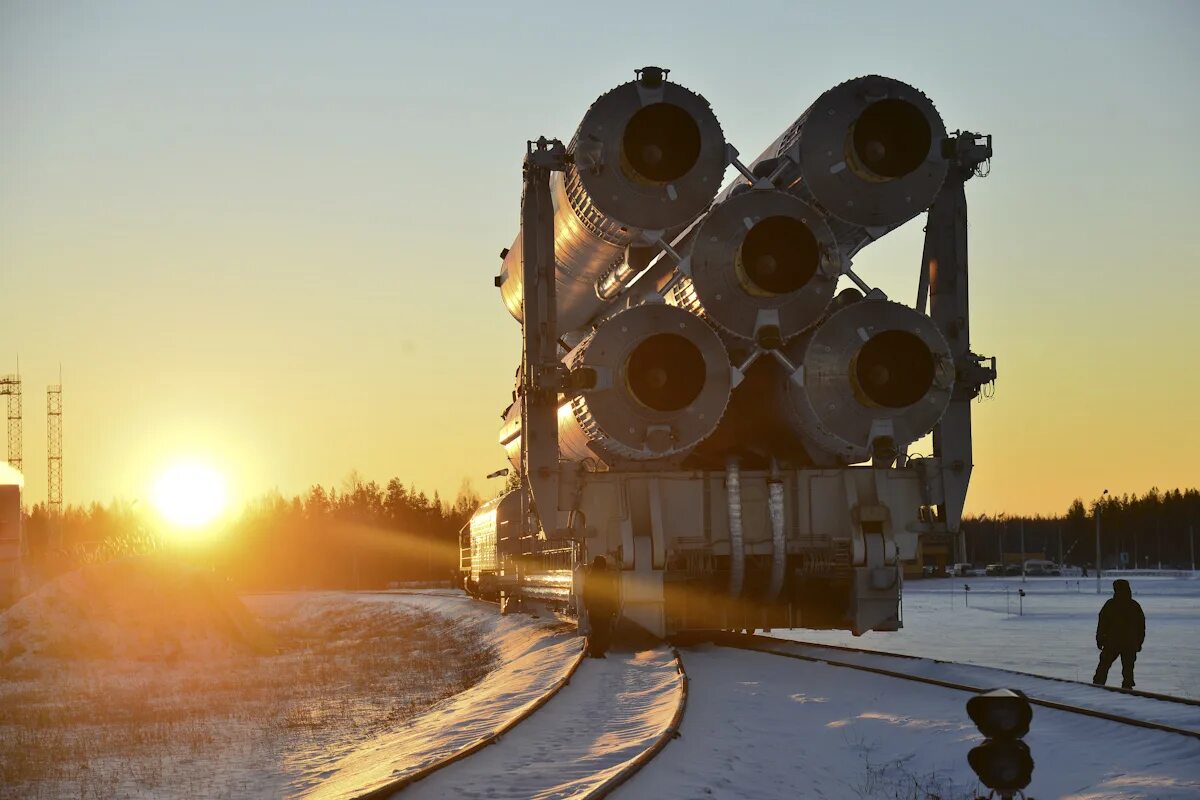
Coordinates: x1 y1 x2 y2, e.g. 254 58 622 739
0 572 500 800
9 574 1199 799
618 645 1200 800
773 575 1200 699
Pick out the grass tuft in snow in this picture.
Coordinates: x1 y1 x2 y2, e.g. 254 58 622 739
0 594 495 800
844 734 978 800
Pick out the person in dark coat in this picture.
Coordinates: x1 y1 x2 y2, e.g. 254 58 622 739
1092 579 1146 689
582 556 619 658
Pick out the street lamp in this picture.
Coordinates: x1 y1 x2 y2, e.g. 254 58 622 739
996 513 1006 569
1095 489 1108 595
1020 519 1026 583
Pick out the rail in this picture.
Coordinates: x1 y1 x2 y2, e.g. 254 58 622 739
708 633 1200 741
584 647 689 799
749 634 1200 708
347 593 587 799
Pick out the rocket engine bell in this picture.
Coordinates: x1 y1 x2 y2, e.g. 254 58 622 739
498 67 727 333
498 303 732 469
737 75 948 252
558 302 732 465
779 299 955 464
670 189 841 345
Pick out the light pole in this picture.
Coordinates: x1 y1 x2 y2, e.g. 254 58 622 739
1095 489 1108 594
1020 519 1026 583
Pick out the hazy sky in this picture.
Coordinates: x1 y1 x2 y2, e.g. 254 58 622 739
2 1 1198 515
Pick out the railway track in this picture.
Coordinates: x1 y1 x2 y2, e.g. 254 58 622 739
346 593 689 800
707 632 1200 741
353 642 587 799
746 633 1200 708
299 591 586 800
571 647 688 800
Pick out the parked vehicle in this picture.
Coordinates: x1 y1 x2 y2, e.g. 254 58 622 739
985 563 1006 576
950 563 978 577
1024 559 1061 576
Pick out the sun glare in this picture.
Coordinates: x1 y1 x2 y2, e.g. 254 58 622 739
151 462 229 530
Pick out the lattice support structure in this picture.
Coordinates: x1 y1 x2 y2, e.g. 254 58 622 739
0 374 20 474
47 384 62 514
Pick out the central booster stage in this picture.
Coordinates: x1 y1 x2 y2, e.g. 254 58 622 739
462 67 996 638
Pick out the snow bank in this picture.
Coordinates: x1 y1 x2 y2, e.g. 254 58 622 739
298 594 584 800
0 555 272 663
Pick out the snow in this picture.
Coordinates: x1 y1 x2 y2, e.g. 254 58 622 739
0 555 272 662
300 593 583 800
9 575 1199 799
397 645 683 800
616 645 1200 800
0 587 500 800
772 575 1200 699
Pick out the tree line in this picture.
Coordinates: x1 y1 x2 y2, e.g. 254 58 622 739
20 474 484 590
963 487 1200 569
19 481 1198 585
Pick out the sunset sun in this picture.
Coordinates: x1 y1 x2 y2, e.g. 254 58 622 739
151 462 229 529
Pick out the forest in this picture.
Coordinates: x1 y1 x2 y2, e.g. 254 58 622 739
962 487 1200 568
19 474 483 590
17 481 1199 588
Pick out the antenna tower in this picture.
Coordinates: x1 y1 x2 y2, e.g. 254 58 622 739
47 381 62 514
0 364 20 473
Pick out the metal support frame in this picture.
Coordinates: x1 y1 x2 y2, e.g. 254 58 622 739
519 137 569 535
923 131 996 558
47 383 62 516
0 373 21 474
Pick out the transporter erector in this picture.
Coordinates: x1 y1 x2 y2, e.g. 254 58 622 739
463 67 996 637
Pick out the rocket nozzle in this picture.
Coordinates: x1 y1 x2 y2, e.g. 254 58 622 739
674 189 840 341
557 304 731 465
623 103 703 184
737 215 820 296
848 99 933 181
626 333 707 412
777 299 955 464
852 330 936 408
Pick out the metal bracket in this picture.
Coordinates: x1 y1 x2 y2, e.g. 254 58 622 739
843 267 887 300
725 143 779 190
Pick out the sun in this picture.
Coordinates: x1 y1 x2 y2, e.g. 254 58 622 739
151 462 229 529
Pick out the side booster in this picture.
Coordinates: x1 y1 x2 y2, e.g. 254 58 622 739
500 303 732 469
497 68 727 333
779 299 955 464
736 75 948 255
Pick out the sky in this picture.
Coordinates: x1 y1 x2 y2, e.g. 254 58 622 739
1 0 1198 516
